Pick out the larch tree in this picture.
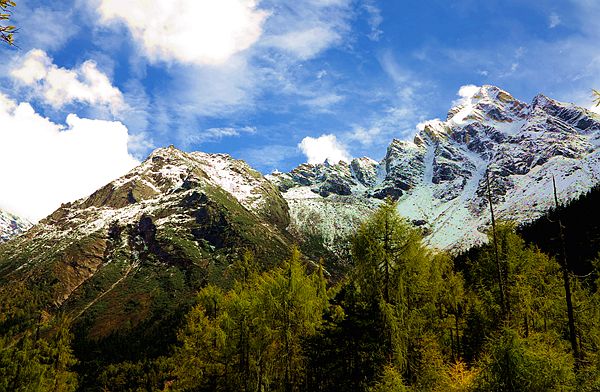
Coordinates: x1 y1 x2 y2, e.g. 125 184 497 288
351 198 465 385
173 248 329 392
0 0 15 45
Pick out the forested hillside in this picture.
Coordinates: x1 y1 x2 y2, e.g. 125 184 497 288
3 198 600 391
519 184 600 275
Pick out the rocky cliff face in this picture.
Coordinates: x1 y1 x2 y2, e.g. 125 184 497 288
2 85 599 333
0 146 292 339
271 85 600 252
0 209 31 243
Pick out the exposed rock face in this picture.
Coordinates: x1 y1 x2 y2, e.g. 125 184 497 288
272 85 600 252
0 209 31 243
1 85 599 336
0 146 293 338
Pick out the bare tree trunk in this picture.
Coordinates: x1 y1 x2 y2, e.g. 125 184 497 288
552 176 580 363
486 171 507 317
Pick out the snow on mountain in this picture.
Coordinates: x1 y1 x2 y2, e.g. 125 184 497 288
3 145 291 309
3 85 598 257
0 209 31 242
29 146 289 246
272 85 600 252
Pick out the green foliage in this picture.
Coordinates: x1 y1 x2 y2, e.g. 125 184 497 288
171 248 329 391
351 198 465 382
0 0 15 46
5 188 600 391
351 198 423 303
97 357 172 392
369 365 408 392
593 89 600 107
474 329 575 392
0 317 78 392
304 282 390 392
462 223 566 356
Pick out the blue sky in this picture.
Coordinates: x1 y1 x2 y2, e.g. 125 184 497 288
1 0 600 220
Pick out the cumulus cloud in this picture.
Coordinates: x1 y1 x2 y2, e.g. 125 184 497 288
96 0 268 65
448 85 482 124
450 84 480 109
0 94 139 222
298 134 351 164
11 49 125 115
416 119 442 131
456 85 480 101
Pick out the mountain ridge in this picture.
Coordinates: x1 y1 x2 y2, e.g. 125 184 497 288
1 85 599 384
270 85 600 252
0 208 31 243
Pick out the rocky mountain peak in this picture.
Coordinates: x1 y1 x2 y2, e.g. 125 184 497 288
0 146 293 339
447 85 529 125
274 86 600 253
0 209 31 243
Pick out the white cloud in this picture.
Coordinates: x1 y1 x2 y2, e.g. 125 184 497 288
11 49 125 115
379 51 411 84
343 51 433 149
346 126 382 147
363 1 383 41
266 26 341 60
416 119 442 131
448 85 482 124
549 12 561 28
298 134 351 164
260 0 351 60
302 93 344 110
11 3 79 51
458 84 480 99
451 84 480 107
0 94 139 222
96 0 268 65
184 126 257 145
172 56 258 118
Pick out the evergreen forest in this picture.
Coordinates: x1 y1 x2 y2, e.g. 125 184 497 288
3 191 600 392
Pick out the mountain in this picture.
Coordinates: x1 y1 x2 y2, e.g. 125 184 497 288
0 146 293 360
1 85 599 366
0 208 31 243
270 85 600 253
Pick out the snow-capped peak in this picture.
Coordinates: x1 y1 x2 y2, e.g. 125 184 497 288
273 86 600 253
447 85 528 127
0 209 32 243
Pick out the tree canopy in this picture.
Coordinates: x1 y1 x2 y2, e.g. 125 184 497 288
0 0 15 45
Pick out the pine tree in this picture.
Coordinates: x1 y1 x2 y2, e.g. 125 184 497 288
172 248 329 391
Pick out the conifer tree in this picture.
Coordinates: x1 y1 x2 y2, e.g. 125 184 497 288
351 198 464 384
0 0 15 45
173 248 328 391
